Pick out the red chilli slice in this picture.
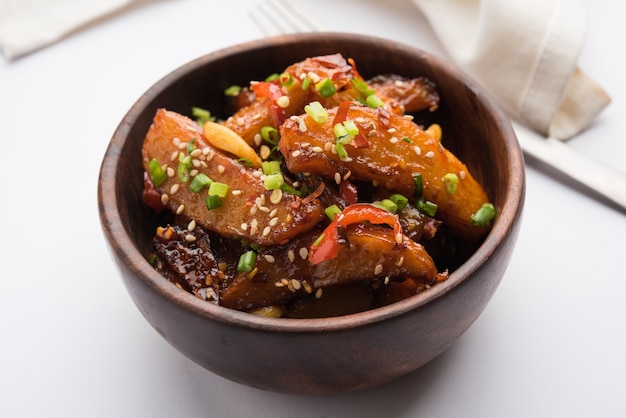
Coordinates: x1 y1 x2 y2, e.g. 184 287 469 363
308 203 404 265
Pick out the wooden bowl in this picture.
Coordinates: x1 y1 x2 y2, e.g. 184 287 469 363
98 33 524 394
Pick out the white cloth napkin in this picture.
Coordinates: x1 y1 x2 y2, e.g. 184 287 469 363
0 0 141 60
412 0 611 140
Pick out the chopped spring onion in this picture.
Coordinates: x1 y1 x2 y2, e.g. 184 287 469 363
237 250 257 273
205 194 222 210
178 155 192 183
311 233 325 247
335 142 349 160
301 76 311 90
443 173 459 194
304 101 328 124
417 198 438 217
402 137 412 143
260 126 279 145
279 72 294 88
350 78 374 97
189 173 212 193
343 119 359 137
413 173 423 199
471 203 496 226
261 160 281 175
265 73 279 82
186 138 195 154
148 158 167 187
264 172 285 190
389 193 408 211
366 94 384 109
280 182 301 196
208 181 229 198
316 78 336 98
191 107 214 125
373 199 398 214
333 122 349 140
224 85 242 97
324 204 342 220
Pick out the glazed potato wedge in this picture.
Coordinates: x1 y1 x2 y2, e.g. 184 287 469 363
220 224 444 311
279 105 490 243
142 109 324 245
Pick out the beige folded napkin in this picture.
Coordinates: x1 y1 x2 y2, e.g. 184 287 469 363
0 0 142 60
412 0 611 140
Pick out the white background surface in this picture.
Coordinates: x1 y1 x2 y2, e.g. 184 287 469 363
1 0 625 417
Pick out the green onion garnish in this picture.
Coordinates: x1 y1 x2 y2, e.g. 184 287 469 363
312 233 325 247
375 199 398 214
443 173 459 194
279 72 294 88
224 85 241 97
148 159 167 187
186 138 195 154
304 101 328 124
366 94 384 109
191 107 214 125
265 73 279 82
343 120 359 137
471 203 496 226
402 137 412 143
205 194 222 210
208 181 229 197
189 173 212 193
335 142 349 160
262 160 281 175
389 193 408 211
178 155 192 183
280 183 301 196
324 204 342 220
237 250 257 273
316 78 336 98
333 122 349 140
413 174 423 199
350 78 374 97
301 76 311 90
417 198 438 217
264 173 285 190
260 126 279 145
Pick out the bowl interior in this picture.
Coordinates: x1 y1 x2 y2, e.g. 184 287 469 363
100 32 524 330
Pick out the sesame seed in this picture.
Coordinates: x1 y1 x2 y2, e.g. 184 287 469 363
460 170 466 180
394 80 404 87
178 142 187 150
288 249 295 263
250 205 258 215
343 170 352 181
264 255 275 263
324 142 333 152
274 281 285 288
413 146 422 156
236 117 245 126
269 217 279 227
315 288 323 299
172 137 181 146
170 150 179 162
312 146 323 153
270 188 283 204
187 219 196 232
395 232 403 245
205 150 215 162
260 145 271 160
217 165 225 174
307 72 320 83
259 206 271 213
299 247 308 260
190 149 203 158
374 264 383 275
334 172 341 185
425 151 435 158
185 234 196 242
384 276 390 285
262 226 271 237
166 167 175 177
160 194 169 205
403 114 414 120
291 279 301 290
176 204 185 215
241 222 248 231
396 256 405 267
189 169 198 177
292 150 301 158
281 278 289 286
254 133 262 147
276 96 290 108
390 137 399 144
232 189 242 196
192 159 201 168
303 281 313 294
252 169 263 178
269 208 278 217
387 128 397 134
249 224 258 236
200 161 208 168
170 184 180 195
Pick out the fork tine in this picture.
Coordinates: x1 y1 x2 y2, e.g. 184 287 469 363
250 0 326 36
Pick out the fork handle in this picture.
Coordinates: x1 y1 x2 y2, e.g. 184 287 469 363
513 122 626 213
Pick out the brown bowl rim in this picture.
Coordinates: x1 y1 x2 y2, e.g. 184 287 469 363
99 32 524 334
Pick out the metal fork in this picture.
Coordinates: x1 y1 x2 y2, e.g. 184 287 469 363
249 0 626 213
